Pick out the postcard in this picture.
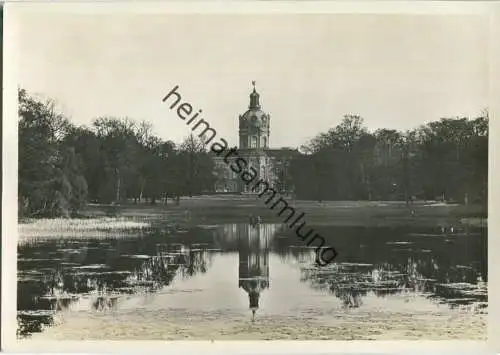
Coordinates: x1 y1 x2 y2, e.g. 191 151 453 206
2 1 499 353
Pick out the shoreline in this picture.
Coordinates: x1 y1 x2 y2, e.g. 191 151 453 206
17 198 487 235
85 198 487 219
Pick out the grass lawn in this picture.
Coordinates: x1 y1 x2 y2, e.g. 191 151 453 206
80 195 487 228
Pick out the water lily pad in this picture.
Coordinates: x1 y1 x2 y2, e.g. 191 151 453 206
120 254 151 259
73 264 109 270
197 225 219 229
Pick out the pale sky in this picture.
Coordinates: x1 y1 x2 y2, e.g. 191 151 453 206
17 12 489 148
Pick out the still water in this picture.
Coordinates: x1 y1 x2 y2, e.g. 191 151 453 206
17 222 487 338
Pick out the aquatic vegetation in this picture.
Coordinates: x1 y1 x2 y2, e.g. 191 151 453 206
16 222 487 340
18 217 151 240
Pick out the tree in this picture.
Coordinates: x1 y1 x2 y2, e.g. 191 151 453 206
289 112 488 205
18 89 87 217
92 117 141 204
176 134 216 197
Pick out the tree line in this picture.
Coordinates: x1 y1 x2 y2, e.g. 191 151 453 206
18 89 488 218
18 89 215 218
289 114 488 205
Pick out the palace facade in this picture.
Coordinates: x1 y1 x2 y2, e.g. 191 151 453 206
213 83 299 194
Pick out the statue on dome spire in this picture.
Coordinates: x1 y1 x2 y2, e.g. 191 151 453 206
249 81 261 109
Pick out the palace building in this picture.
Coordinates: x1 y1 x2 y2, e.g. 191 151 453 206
213 82 300 194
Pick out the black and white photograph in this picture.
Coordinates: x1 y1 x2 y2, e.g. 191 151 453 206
2 2 497 351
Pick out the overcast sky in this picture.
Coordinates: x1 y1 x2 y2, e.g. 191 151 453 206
17 12 489 148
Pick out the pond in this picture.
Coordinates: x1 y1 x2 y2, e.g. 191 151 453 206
17 222 488 339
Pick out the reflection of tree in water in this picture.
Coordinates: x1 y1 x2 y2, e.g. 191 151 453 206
336 288 365 308
126 244 214 291
91 295 119 311
300 263 367 309
278 225 487 309
17 227 215 338
274 240 317 266
17 266 82 337
179 249 212 278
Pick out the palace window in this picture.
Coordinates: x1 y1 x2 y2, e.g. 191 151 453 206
240 135 247 148
251 136 258 148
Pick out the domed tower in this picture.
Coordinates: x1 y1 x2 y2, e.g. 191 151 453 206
239 81 270 150
236 82 273 193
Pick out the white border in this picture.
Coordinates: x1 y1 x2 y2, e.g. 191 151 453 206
0 0 493 15
487 1 500 351
2 1 499 353
2 0 20 350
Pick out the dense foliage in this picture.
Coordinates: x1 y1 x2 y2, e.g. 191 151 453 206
290 114 488 204
18 89 215 217
18 89 488 218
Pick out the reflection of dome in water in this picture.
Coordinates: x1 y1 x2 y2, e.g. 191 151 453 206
249 290 260 308
249 290 260 321
237 222 272 320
